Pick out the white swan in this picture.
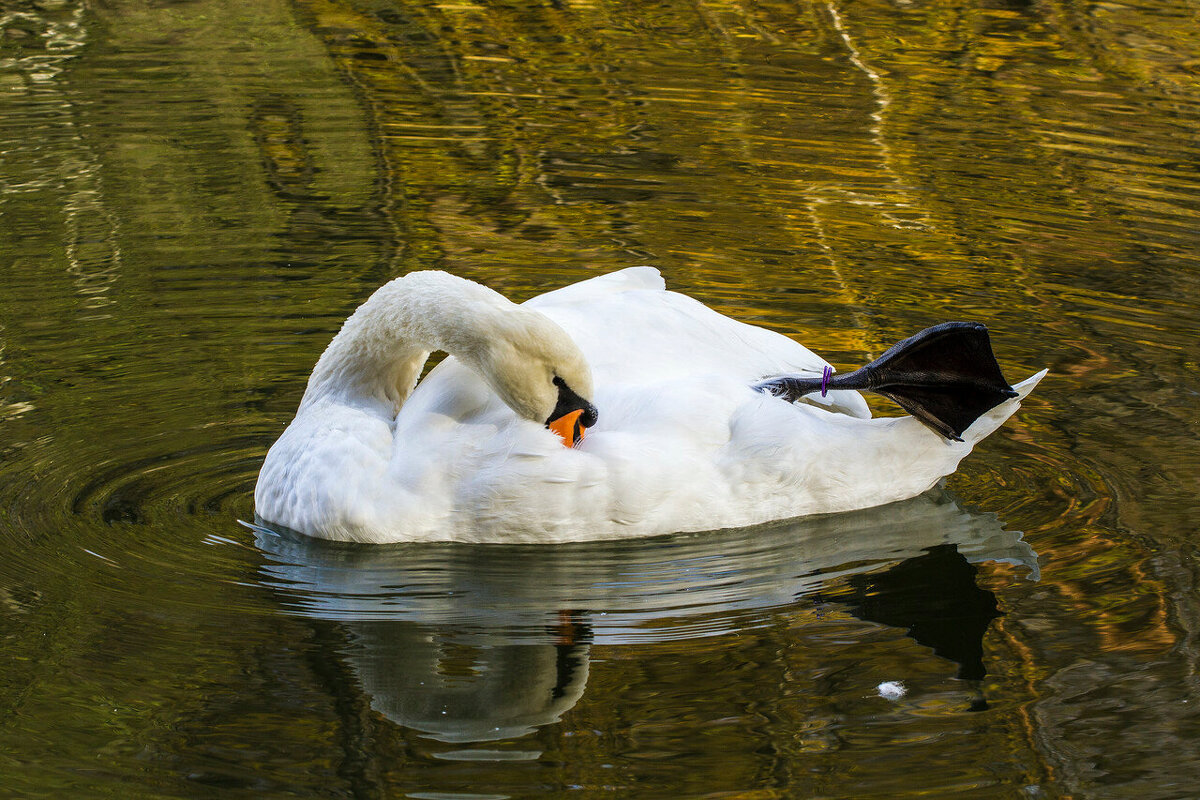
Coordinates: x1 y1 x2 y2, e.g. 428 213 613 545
254 267 1044 543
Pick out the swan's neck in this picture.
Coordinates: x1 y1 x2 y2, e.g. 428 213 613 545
299 272 513 416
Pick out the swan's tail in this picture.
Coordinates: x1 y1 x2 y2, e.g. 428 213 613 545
754 322 1023 441
957 368 1045 445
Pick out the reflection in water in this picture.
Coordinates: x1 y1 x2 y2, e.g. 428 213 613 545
253 490 1035 744
0 0 121 314
345 622 591 746
831 545 1001 683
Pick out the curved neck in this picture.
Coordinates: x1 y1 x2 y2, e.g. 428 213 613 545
299 272 513 416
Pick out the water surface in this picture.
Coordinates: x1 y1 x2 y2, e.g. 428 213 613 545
2 0 1200 797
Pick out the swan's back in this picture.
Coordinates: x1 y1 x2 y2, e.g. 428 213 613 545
525 266 832 389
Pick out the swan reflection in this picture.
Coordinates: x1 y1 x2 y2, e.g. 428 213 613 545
252 490 1037 744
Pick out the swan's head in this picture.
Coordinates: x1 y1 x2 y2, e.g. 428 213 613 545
476 309 598 447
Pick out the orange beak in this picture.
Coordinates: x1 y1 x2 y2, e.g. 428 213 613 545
548 409 586 448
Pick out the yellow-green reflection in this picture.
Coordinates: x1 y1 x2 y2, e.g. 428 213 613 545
1 0 1199 796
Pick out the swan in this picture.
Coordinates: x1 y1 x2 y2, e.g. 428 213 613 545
254 267 1044 543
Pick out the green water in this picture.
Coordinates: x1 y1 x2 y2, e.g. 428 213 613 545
3 0 1200 796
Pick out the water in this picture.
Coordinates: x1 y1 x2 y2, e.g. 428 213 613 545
2 0 1199 796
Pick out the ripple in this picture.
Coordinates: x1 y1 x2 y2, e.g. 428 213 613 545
70 436 262 527
0 419 267 620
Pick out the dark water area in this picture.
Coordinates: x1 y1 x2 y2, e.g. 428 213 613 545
2 0 1200 796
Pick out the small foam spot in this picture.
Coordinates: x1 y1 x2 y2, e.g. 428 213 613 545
877 681 906 700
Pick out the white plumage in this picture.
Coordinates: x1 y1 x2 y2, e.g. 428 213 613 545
254 267 1043 543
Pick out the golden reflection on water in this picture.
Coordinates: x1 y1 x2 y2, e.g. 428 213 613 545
1 0 1200 796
